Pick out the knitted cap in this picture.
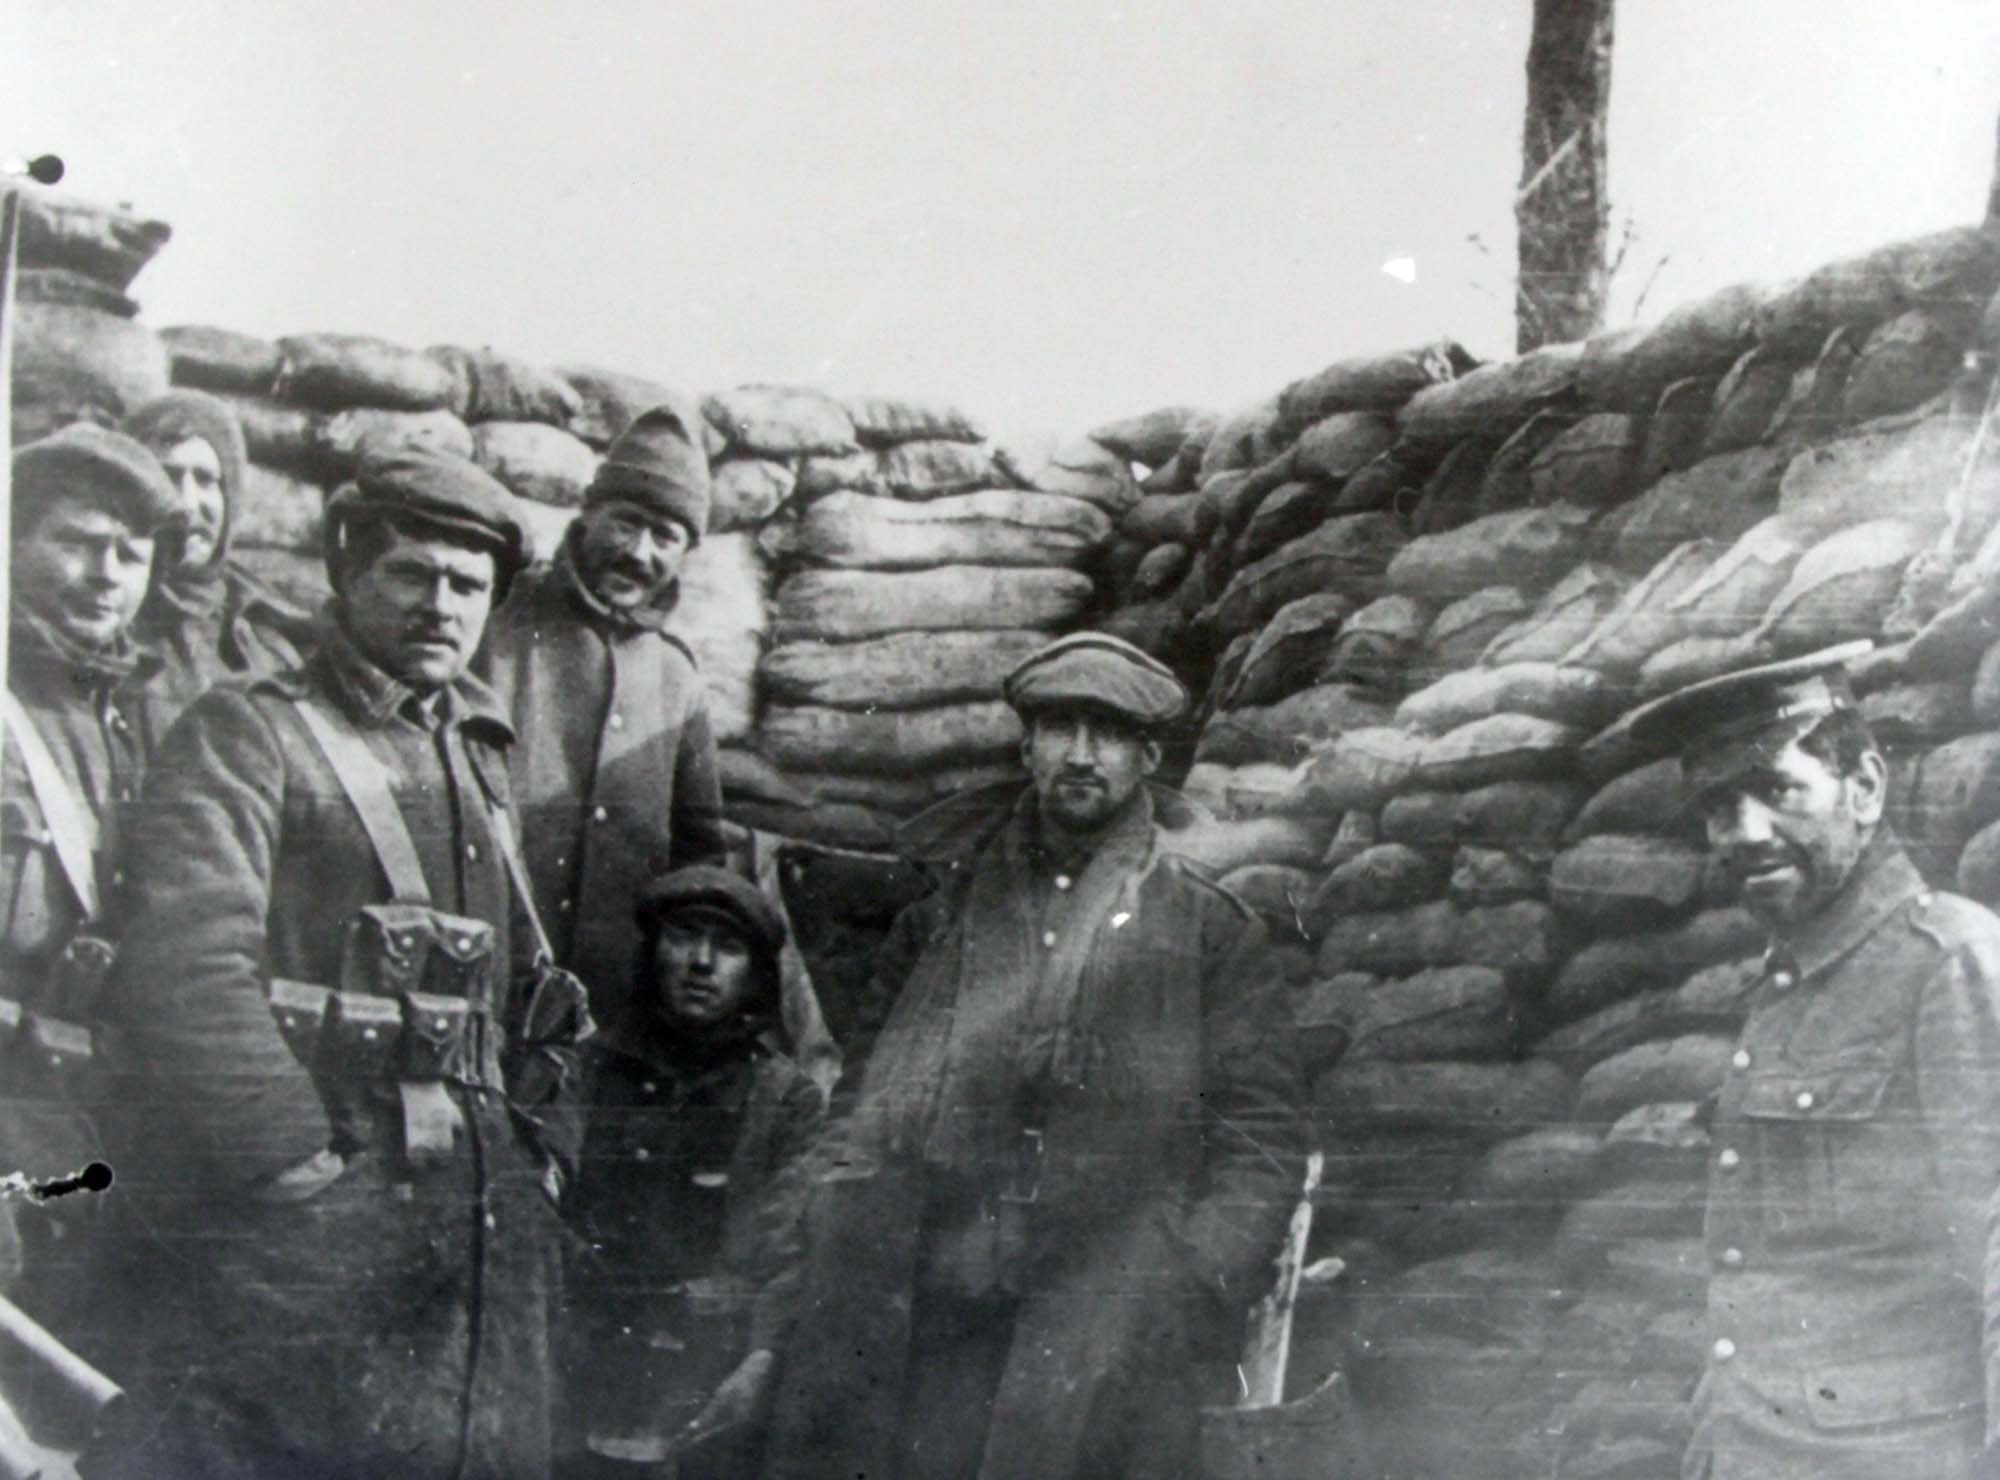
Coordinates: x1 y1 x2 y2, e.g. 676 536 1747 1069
585 404 711 542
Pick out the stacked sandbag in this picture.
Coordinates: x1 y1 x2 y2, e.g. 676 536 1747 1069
7 182 173 444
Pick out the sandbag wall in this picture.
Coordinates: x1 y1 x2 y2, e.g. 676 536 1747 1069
1083 221 2000 1477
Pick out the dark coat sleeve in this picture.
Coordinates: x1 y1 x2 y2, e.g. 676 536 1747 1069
743 1062 830 1352
669 684 727 871
107 688 333 1188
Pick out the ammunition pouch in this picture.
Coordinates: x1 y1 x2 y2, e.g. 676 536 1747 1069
0 932 117 1077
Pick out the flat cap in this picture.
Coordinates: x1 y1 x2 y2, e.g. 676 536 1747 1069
1621 640 1873 800
586 403 711 543
1003 631 1189 729
13 423 182 535
325 444 529 590
634 865 786 959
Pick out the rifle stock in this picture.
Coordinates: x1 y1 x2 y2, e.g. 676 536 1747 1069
0 1293 119 1458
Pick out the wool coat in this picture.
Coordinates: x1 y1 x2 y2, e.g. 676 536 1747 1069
87 630 580 1480
476 534 726 1025
763 785 1305 1480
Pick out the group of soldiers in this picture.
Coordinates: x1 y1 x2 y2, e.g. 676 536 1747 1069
6 386 2000 1480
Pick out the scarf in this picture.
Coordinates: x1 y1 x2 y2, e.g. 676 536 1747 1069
9 606 145 693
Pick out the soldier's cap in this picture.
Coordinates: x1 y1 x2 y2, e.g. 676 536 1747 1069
323 445 529 593
1620 640 1875 802
634 865 787 960
12 423 182 536
1002 632 1189 730
585 403 711 544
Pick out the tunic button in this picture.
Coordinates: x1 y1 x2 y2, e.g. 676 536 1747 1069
1720 1247 1744 1268
593 806 609 823
1771 969 1795 990
1731 1049 1751 1071
1054 875 1072 891
111 870 125 888
634 1147 651 1163
610 712 625 730
1718 1148 1741 1170
1713 1338 1736 1362
641 1081 657 1095
466 844 480 862
1041 931 1057 948
484 1212 497 1231
559 898 574 913
1795 1090 1815 1111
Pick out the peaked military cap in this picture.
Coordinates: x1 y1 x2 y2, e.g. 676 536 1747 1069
1621 640 1874 800
1003 631 1189 729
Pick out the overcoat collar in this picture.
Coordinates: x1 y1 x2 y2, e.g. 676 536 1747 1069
1766 827 1925 985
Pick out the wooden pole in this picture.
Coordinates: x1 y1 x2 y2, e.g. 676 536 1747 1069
1515 0 1615 353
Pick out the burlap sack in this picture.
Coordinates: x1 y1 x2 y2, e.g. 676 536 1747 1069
557 365 693 449
1396 343 1583 458
1420 586 1531 677
1756 224 2000 356
1119 489 1212 549
791 489 1108 570
716 747 816 810
469 420 599 507
232 547 330 611
1277 339 1472 434
1861 679 1973 745
1349 967 1516 1064
1087 405 1212 468
1316 900 1463 980
1956 816 2000 904
1318 593 1430 688
1129 543 1190 600
1378 790 1465 849
1777 409 1986 546
1575 1035 1736 1123
1455 779 1587 851
800 762 1023 816
774 566 1091 640
1237 480 1335 567
1538 957 1760 1072
1563 540 1721 679
1415 714 1580 790
703 385 859 457
1219 864 1319 936
1550 834 1704 931
1314 1059 1576 1140
760 700 1022 774
1016 435 1142 517
1226 592 1360 709
1448 848 1543 906
1565 757 1685 843
1305 843 1450 932
1158 815 1334 873
1297 725 1429 813
1455 900 1561 989
1397 662 1610 737
161 324 282 395
1764 325 1860 448
761 629 1045 710
1409 436 1498 536
11 302 169 442
1635 376 1719 486
1199 396 1285 482
1477 408 1573 520
1387 503 1594 604
1906 732 2000 884
274 332 458 412
710 456 797 532
218 395 323 473
1483 565 1634 668
425 345 581 427
1292 411 1398 484
1602 445 1785 575
1577 281 1763 411
4 180 171 291
1660 514 1814 640
233 463 325 553
842 393 984 449
665 532 769 744
1752 518 1929 654
1700 348 1792 456
316 407 474 471
1544 913 1761 1029
1526 412 1638 508
1195 683 1393 767
1204 512 1405 641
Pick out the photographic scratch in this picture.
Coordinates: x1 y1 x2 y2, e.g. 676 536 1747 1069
0 1162 114 1203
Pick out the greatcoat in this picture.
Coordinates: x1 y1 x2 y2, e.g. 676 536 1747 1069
764 784 1305 1480
88 629 580 1480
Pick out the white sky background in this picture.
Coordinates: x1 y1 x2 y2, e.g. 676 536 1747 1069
6 1 1999 442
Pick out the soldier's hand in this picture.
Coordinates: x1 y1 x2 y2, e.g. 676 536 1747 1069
679 1348 775 1450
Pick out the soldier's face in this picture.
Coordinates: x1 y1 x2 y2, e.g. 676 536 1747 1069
1702 738 1885 929
14 499 154 649
1023 707 1160 839
159 436 226 569
341 528 496 690
575 498 690 612
653 913 759 1029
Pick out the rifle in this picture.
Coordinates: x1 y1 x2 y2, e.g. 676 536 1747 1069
0 1292 119 1480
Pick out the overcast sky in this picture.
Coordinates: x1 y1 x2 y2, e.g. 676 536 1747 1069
7 1 1998 440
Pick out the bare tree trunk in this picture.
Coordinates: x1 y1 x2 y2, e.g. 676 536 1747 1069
1515 0 1615 353
1988 109 2000 225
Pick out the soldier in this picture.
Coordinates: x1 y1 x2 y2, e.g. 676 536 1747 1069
3 425 178 1359
120 390 314 741
763 632 1305 1480
1617 642 2000 1479
564 866 826 1478
90 446 589 1480
477 404 727 1030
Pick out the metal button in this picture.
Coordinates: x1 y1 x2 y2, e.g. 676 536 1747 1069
362 1027 380 1042
1771 969 1795 989
484 1212 497 1231
1732 1049 1751 1070
111 870 125 888
559 898 574 913
456 936 473 951
1718 1148 1741 1170
466 844 480 862
634 1147 651 1162
434 1017 450 1031
1795 1090 1815 1111
610 712 625 730
1720 1247 1744 1268
1713 1337 1736 1362
641 1081 657 1095
1054 875 1072 891
593 806 609 823
1041 930 1057 948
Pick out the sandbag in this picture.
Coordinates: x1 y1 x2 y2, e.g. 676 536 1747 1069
1974 641 2000 726
1907 733 2000 884
1204 512 1405 641
1397 662 1610 737
1578 281 1763 411
1378 790 1465 850
1129 543 1189 599
4 181 171 290
843 393 984 448
1316 900 1462 980
1225 592 1359 709
1348 967 1515 1064
1409 436 1498 536
1219 864 1319 936
1297 726 1428 814
1094 595 1188 662
229 463 325 553
1482 564 1633 668
274 332 458 411
1550 834 1704 931
1237 480 1335 566
1957 817 2000 904
1415 714 1580 790
1199 397 1284 482
161 325 282 395
1565 757 1684 843
425 345 582 426
1314 1059 1577 1140
1538 957 1761 1071
1635 376 1719 485
1292 411 1397 484
1526 412 1637 508
1460 1126 1605 1208
1086 405 1211 467
1386 503 1594 604
1455 779 1587 852
726 797 898 853
1318 593 1429 688
664 532 769 744
1660 514 1814 640
703 385 858 457
17 267 138 316
1765 324 1861 448
1305 844 1450 931
11 302 170 441
469 420 599 506
1419 587 1531 677
1449 848 1543 906
1752 518 1929 654
1118 490 1211 549
316 406 474 471
1756 224 2000 356
1295 973 1374 1076
708 457 796 532
1603 445 1786 574
1861 679 1972 745
1159 815 1333 873
1563 540 1720 678
1396 343 1583 458
232 546 330 612
1777 409 1985 546
761 629 1045 710
796 762 1022 816
1476 408 1572 520
790 489 1108 570
717 748 816 809
1636 632 1767 703
1195 683 1393 767
558 365 694 449
1455 900 1561 989
514 500 576 565
1575 1035 1736 1123
1017 436 1142 517
1701 348 1792 455
760 700 1022 774
877 439 1005 499
1332 447 1421 516
220 394 322 472
1277 340 1472 433
775 566 1092 640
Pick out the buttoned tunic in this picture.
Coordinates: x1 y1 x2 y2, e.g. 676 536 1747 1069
1686 833 2000 1479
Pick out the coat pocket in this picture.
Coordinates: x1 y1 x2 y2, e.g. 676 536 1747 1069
1739 1066 1899 1238
1803 1345 1981 1431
